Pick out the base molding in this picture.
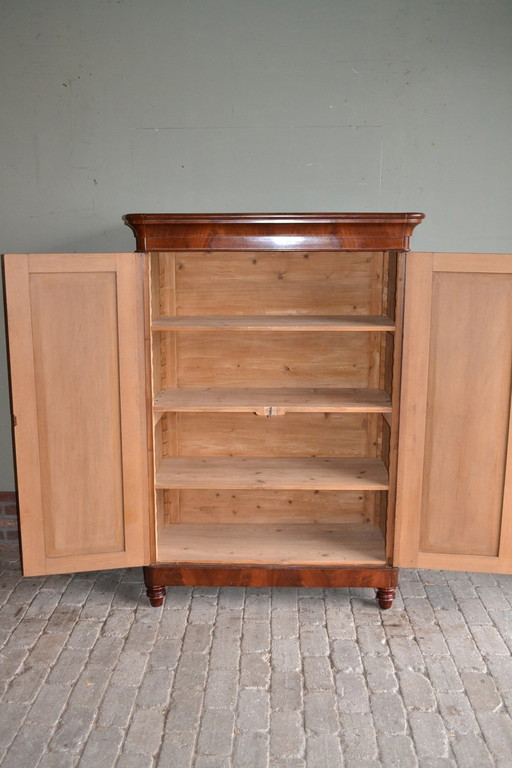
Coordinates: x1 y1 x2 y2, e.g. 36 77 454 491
143 563 398 608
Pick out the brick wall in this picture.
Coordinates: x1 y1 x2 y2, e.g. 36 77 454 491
0 492 19 550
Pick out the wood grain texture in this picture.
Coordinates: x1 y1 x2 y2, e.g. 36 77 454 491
3 253 149 576
395 252 512 573
155 457 389 490
151 315 395 331
153 387 392 413
156 522 386 564
144 563 398 590
124 212 424 252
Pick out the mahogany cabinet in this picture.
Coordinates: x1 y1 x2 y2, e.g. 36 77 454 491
5 214 511 608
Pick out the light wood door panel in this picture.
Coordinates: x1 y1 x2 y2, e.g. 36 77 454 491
4 253 149 575
394 253 512 573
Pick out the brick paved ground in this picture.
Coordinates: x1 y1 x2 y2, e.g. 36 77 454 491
1 552 512 767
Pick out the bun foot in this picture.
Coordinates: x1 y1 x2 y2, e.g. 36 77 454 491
376 587 395 609
146 585 166 607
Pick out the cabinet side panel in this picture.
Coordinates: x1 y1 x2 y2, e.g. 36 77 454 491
29 272 124 557
420 272 512 556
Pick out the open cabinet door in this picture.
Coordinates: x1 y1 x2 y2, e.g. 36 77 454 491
4 253 150 575
394 252 512 573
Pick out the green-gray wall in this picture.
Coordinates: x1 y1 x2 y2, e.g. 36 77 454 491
1 0 511 489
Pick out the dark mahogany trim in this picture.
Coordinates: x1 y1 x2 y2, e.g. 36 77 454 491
143 564 398 607
124 213 424 253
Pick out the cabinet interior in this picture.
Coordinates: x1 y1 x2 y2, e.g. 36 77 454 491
149 249 399 566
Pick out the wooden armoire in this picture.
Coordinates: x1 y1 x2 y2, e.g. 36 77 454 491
4 214 512 608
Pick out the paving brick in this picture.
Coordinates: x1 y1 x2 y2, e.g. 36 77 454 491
408 712 450 760
424 656 464 693
271 588 299 611
173 652 209 691
157 730 195 767
136 666 174 708
245 593 271 621
470 623 510 656
97 684 138 728
425 585 458 611
443 634 487 671
88 635 124 668
110 650 149 687
398 669 436 710
237 688 270 731
304 690 339 734
165 689 204 732
477 711 512 766
457 598 492 625
123 618 160 653
371 691 407 735
0 701 29 756
26 630 69 665
271 670 303 711
124 708 165 756
66 619 102 649
24 590 61 619
148 636 182 669
158 607 189 638
378 734 417 768
298 597 325 624
67 662 112 709
306 733 343 767
325 606 356 640
272 636 302 671
299 622 329 656
46 648 90 685
242 619 271 653
460 669 502 712
270 710 305 760
78 725 124 767
4 662 49 703
336 670 370 713
271 610 299 638
331 639 363 671
1 722 54 768
8 617 47 648
188 595 218 624
233 730 269 768
436 690 480 735
387 636 425 672
356 624 389 655
362 653 398 693
414 625 450 657
204 667 238 709
197 708 235 756
477 585 511 610
181 622 212 654
49 707 96 752
240 652 271 689
115 754 155 768
37 751 79 768
450 732 494 767
339 712 378 762
404 596 436 625
303 656 334 691
218 586 246 610
26 682 70 724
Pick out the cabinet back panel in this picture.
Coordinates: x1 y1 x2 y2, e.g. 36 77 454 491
176 332 374 388
420 272 512 556
164 252 381 316
174 412 369 457
177 489 367 524
30 273 125 556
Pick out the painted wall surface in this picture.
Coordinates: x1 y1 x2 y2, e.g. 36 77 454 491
1 0 511 489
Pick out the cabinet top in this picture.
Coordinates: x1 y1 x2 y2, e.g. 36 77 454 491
123 212 424 252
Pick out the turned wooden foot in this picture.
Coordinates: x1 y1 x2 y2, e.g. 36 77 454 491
376 587 395 609
146 585 166 607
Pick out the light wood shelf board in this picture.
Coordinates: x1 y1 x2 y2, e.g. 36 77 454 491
153 387 392 413
156 522 386 565
151 315 395 332
155 457 389 490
